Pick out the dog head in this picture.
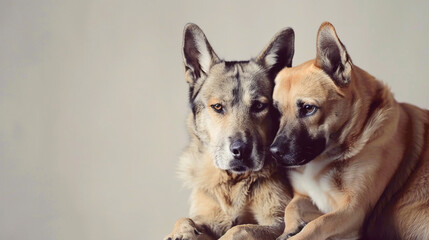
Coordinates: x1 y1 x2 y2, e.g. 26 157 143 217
183 23 294 173
270 22 355 167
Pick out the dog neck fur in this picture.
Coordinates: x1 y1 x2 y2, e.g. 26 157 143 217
334 66 396 161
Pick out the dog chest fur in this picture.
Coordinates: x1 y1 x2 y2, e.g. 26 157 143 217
289 159 337 214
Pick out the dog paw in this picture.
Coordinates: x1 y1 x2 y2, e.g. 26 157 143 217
276 232 294 240
276 233 288 240
219 226 255 240
164 218 201 240
277 221 306 240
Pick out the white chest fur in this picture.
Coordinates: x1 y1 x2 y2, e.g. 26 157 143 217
289 160 336 214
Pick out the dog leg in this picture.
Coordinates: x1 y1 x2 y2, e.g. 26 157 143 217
285 205 365 240
164 217 217 240
277 195 322 240
165 188 236 240
219 224 284 240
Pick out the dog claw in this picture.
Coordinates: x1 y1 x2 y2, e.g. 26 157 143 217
278 221 306 240
276 235 289 240
277 232 296 240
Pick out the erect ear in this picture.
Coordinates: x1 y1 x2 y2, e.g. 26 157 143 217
182 23 219 86
315 22 352 87
256 27 295 80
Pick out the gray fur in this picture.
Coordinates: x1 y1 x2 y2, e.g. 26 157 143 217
182 23 295 172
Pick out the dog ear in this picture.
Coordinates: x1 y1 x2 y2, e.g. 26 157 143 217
182 23 219 86
315 22 352 87
256 28 295 80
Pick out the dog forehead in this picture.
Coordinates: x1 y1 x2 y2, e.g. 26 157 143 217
212 61 265 81
274 61 312 86
274 61 336 100
203 61 271 99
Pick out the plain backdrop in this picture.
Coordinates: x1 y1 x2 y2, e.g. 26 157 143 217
1 1 428 239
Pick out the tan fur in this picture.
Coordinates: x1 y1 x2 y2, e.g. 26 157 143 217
273 22 429 240
171 133 291 240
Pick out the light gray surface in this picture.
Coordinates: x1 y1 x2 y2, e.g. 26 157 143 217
1 1 428 239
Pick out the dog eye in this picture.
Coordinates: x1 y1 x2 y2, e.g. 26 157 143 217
211 103 224 113
251 101 267 113
300 104 318 117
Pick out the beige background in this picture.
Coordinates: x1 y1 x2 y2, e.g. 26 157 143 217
1 1 428 239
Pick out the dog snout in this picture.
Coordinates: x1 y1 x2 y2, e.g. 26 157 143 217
230 140 249 160
270 137 287 161
269 144 284 160
270 135 292 164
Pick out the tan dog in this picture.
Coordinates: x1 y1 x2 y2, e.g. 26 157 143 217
165 24 296 240
270 22 429 240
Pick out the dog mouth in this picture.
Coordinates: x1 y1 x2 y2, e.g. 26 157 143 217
230 165 248 173
287 158 312 167
213 143 266 173
228 159 250 173
270 135 326 167
271 153 313 167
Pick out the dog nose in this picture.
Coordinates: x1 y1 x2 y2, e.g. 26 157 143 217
270 145 284 160
230 140 248 160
